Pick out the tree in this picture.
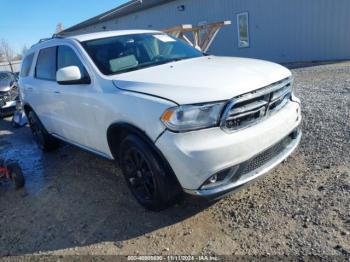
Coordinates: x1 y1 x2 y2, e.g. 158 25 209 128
21 45 28 57
0 39 14 72
56 22 64 34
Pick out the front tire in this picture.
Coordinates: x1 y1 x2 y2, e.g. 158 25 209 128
27 110 60 152
119 135 182 211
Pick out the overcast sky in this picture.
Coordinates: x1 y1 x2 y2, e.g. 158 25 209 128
0 0 128 54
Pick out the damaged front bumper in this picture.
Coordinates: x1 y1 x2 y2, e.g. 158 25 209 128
184 128 302 199
0 90 18 116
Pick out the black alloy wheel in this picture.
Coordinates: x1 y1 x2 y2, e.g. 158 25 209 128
119 134 182 211
123 146 156 202
28 111 45 149
27 111 60 151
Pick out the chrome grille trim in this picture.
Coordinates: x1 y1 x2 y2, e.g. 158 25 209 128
221 77 292 132
229 100 268 116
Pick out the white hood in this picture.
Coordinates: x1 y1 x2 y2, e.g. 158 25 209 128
112 56 291 105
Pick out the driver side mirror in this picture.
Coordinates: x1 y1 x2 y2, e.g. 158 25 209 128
56 66 90 85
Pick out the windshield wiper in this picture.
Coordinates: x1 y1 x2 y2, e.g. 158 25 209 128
112 58 190 75
112 61 169 75
146 57 188 66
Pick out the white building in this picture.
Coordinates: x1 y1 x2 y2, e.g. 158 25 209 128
62 0 350 63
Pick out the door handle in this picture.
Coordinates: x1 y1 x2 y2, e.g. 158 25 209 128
54 91 61 94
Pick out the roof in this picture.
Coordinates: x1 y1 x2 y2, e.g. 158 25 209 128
68 30 161 42
29 30 162 51
62 0 176 33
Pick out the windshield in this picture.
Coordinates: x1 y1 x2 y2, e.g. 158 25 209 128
0 72 14 82
81 33 204 75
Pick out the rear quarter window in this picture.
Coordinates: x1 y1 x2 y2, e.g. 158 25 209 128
35 47 57 81
20 53 34 77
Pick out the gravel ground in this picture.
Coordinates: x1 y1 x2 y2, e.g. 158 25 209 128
0 61 349 259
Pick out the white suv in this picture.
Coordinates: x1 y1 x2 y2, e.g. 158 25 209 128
19 30 301 210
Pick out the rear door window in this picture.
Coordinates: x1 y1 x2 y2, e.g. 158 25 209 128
20 53 35 77
35 47 57 81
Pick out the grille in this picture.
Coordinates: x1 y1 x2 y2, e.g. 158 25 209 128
232 134 294 182
221 78 292 131
0 106 16 116
0 87 18 103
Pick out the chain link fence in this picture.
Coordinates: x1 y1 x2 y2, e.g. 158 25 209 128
0 60 22 73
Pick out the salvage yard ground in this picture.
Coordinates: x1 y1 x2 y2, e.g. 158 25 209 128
0 62 349 258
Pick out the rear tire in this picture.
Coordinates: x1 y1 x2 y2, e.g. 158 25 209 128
7 163 25 189
27 110 60 152
119 134 182 211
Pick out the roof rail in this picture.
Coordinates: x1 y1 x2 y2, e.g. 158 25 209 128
52 33 65 39
38 38 51 43
31 34 66 48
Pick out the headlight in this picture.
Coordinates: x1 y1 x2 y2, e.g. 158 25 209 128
160 102 225 132
10 85 18 100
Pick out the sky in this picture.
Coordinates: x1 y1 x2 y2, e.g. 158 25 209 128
0 0 128 54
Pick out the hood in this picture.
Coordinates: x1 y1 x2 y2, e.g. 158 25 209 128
0 80 12 92
112 56 291 105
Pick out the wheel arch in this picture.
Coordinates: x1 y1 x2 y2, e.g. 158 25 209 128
106 122 181 186
23 103 34 116
107 122 160 160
